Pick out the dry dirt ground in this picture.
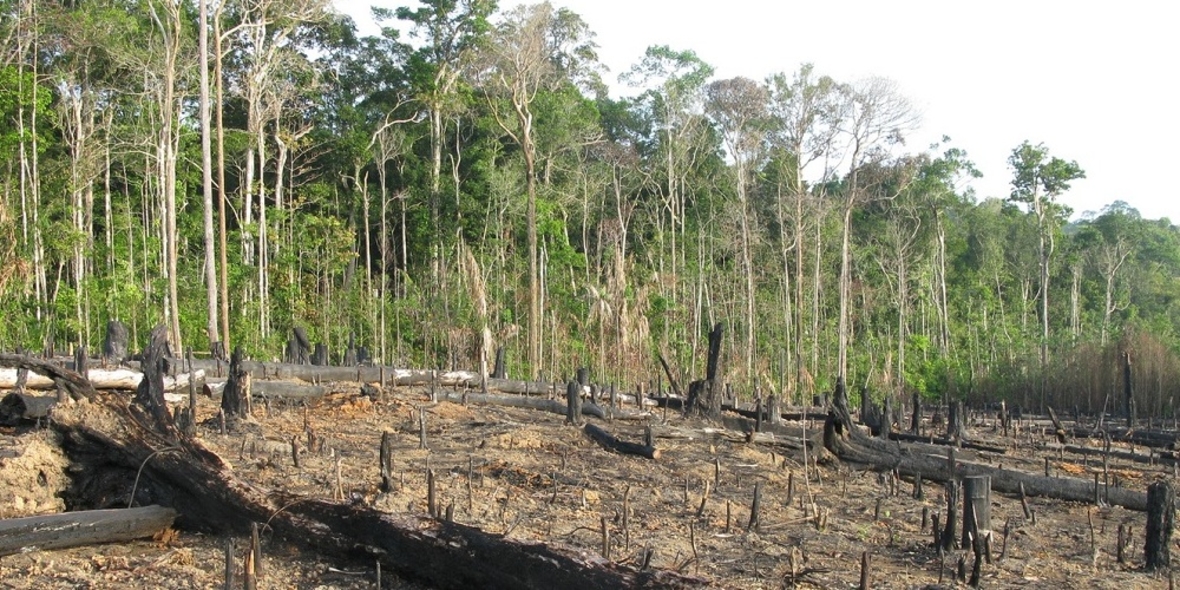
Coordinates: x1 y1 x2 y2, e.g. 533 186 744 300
1 382 1177 589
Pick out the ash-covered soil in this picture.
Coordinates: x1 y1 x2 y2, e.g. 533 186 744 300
0 384 1175 589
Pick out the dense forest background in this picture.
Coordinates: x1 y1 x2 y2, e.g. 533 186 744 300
3 0 1180 415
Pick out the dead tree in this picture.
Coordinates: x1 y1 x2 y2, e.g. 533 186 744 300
1123 351 1135 428
285 327 311 365
910 391 921 434
220 347 249 419
1145 480 1175 571
103 320 129 364
687 323 725 420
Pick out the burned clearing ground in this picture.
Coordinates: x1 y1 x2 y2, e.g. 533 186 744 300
0 368 1177 589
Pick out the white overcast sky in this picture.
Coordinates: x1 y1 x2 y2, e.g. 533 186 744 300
333 0 1179 222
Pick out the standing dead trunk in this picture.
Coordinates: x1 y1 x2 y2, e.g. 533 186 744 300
104 320 129 364
911 391 921 434
220 347 248 420
688 322 725 420
961 476 991 549
1145 480 1174 571
1123 351 1135 428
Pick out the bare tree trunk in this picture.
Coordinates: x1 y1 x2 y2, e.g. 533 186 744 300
214 7 231 357
199 0 220 355
838 204 853 381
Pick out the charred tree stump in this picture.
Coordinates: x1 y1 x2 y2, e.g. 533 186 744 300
1047 406 1069 445
284 328 311 365
344 333 358 366
566 380 582 426
961 476 991 550
311 344 328 366
220 347 249 420
911 391 921 435
103 320 129 364
1124 351 1135 428
492 347 507 380
74 345 88 377
686 323 725 420
941 480 959 551
1145 480 1175 571
380 431 395 493
294 327 310 364
947 400 966 443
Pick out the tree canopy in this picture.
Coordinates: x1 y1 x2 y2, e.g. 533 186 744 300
3 0 1179 412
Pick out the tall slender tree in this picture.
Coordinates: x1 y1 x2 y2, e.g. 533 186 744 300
479 1 597 377
1007 141 1084 408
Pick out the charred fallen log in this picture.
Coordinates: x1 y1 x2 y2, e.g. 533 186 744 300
583 424 660 460
0 505 176 557
0 354 95 401
822 378 1147 511
0 392 56 425
434 390 609 420
886 431 1007 455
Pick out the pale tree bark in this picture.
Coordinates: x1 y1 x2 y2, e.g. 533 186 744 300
214 2 231 355
834 78 917 382
768 65 841 402
146 0 185 351
481 3 596 378
199 0 221 356
1097 237 1130 346
705 77 769 388
622 47 713 355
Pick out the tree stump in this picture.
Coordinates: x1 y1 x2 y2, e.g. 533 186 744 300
311 344 328 366
221 347 248 420
566 380 582 426
947 400 966 442
103 320 129 364
1145 480 1175 571
911 391 921 434
687 323 725 420
344 333 358 366
492 347 507 379
961 476 991 550
1124 351 1135 428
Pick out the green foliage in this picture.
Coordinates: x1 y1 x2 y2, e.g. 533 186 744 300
4 2 1180 417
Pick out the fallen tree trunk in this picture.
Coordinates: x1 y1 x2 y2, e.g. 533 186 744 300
583 424 660 460
1047 442 1176 467
435 391 610 420
0 505 177 557
653 424 811 451
236 380 328 402
1070 426 1180 450
887 431 1007 455
0 392 57 425
49 328 706 590
824 406 1149 511
0 368 203 392
0 354 95 400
